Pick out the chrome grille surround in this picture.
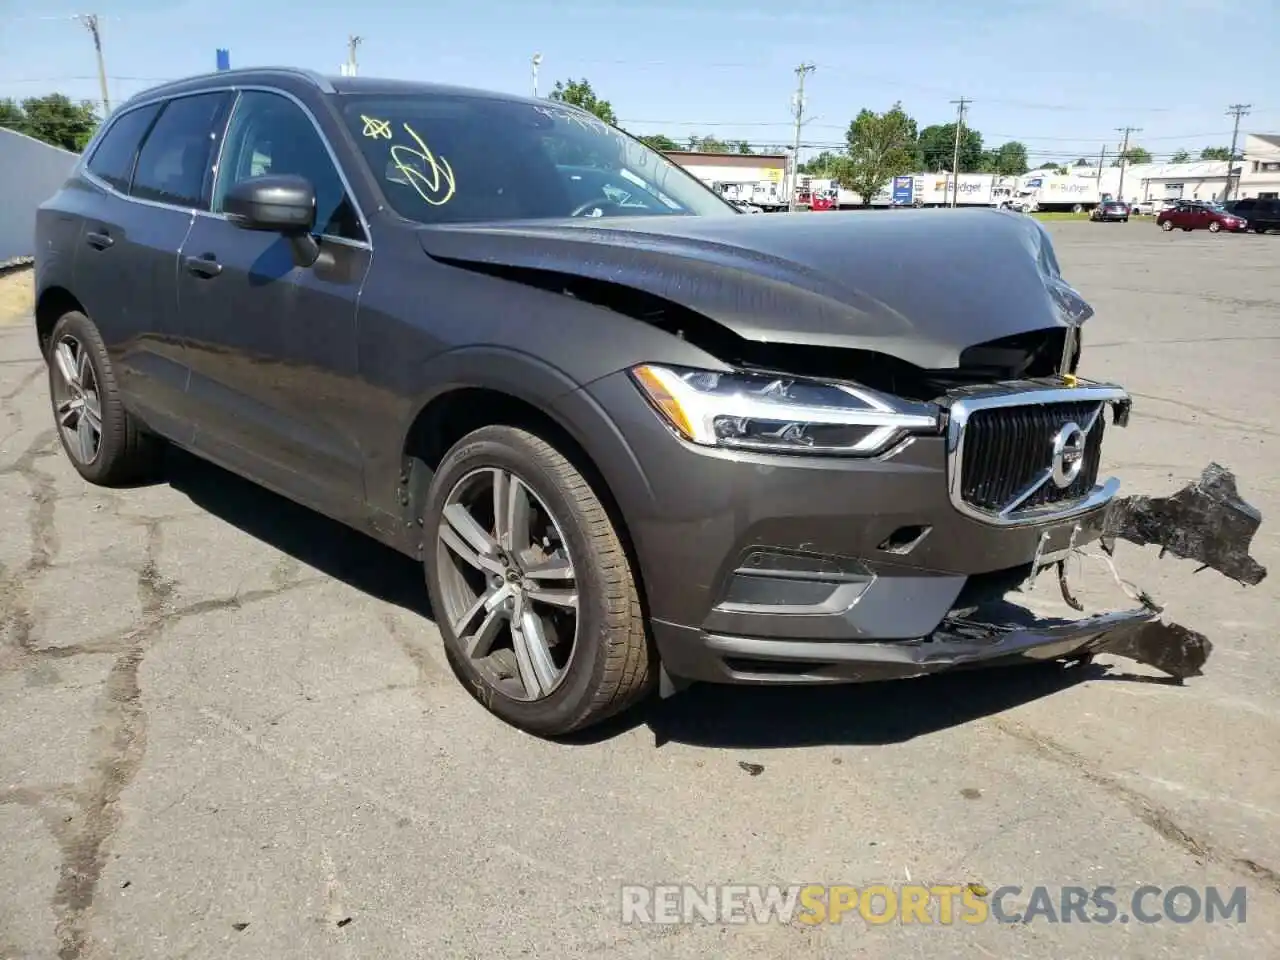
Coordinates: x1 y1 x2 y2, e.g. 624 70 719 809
945 383 1131 527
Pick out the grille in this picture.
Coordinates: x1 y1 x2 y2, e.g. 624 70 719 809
959 401 1106 515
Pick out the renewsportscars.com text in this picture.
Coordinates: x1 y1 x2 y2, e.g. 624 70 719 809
620 884 1248 926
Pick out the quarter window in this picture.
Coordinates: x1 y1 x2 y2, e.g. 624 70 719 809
131 92 231 209
84 103 162 192
213 90 365 242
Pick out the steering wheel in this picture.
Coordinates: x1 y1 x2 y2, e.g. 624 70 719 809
569 196 627 218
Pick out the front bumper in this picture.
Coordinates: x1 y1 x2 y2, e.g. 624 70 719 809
581 371 1134 685
653 598 1159 685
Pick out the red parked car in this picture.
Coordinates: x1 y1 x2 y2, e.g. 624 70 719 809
1156 201 1248 233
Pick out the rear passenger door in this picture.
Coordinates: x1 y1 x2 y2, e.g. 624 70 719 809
74 91 233 443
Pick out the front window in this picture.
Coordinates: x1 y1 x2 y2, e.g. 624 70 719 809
338 93 737 224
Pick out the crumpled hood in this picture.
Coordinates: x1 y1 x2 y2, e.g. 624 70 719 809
415 207 1093 369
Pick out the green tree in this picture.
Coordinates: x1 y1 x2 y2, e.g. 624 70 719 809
838 102 919 206
987 141 1028 175
735 140 754 155
548 78 617 125
917 122 983 172
799 150 842 176
1199 146 1230 161
0 97 24 130
637 133 680 152
2 93 99 151
1170 149 1191 163
1112 146 1152 166
690 135 731 153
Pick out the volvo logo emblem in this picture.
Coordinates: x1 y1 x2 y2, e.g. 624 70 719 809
1050 421 1087 489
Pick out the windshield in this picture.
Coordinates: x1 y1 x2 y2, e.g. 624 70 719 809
339 93 738 224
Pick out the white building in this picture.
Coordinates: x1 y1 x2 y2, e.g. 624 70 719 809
1238 134 1280 199
1027 131 1280 204
662 151 787 191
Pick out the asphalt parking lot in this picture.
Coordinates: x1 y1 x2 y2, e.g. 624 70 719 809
1 219 1278 959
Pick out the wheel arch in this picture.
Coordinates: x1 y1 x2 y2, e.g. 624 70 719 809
34 286 85 357
395 347 657 621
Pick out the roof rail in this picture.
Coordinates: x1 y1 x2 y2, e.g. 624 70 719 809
122 66 334 105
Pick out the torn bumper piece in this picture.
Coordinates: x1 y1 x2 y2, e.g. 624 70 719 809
654 598 1183 687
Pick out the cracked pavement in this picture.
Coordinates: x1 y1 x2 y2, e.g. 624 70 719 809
1 222 1278 958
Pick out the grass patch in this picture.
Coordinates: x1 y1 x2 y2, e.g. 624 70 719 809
1032 211 1093 221
0 266 34 326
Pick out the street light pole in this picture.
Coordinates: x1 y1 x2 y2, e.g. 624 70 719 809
531 53 542 98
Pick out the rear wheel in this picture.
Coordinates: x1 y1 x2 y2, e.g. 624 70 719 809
1161 220 1174 231
46 310 163 486
423 425 652 736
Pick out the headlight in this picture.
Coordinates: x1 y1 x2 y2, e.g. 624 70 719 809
629 363 938 455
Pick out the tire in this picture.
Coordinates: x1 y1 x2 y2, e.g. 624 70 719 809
1208 221 1221 233
423 425 652 736
46 310 163 486
1072 203 1084 214
1161 220 1174 231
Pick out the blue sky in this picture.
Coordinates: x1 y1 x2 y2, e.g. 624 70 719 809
2 0 1277 165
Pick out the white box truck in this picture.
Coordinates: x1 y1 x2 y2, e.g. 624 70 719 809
1011 175 1106 213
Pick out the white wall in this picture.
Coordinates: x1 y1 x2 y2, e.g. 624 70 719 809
676 163 784 186
0 128 78 263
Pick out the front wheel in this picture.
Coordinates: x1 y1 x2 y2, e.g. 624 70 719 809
423 425 652 736
1208 221 1221 233
46 310 163 486
1161 220 1174 231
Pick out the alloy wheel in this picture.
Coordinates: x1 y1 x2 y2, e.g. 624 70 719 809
50 335 102 465
435 467 580 702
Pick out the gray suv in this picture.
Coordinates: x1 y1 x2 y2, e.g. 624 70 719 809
33 68 1151 736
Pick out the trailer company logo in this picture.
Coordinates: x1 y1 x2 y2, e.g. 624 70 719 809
620 884 1248 927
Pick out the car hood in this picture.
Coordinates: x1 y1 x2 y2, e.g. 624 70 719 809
415 207 1094 369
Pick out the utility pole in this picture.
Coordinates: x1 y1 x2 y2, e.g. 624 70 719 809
73 14 110 116
531 53 542 98
788 62 816 212
1115 125 1141 200
1097 145 1106 181
948 97 970 208
346 35 362 77
1224 103 1251 202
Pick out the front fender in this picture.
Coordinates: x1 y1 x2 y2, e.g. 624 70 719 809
379 345 658 547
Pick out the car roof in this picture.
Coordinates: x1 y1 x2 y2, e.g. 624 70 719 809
116 67 563 113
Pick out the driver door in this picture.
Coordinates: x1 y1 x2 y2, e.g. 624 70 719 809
175 89 373 512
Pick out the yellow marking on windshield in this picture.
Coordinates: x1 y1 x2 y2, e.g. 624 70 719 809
390 122 456 206
360 115 392 139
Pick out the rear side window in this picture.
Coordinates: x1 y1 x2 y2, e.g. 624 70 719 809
85 103 161 191
131 92 232 209
1233 199 1256 212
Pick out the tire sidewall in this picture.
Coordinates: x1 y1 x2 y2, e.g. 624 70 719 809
422 427 625 734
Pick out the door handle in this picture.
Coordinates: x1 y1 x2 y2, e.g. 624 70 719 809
184 254 223 279
85 231 114 250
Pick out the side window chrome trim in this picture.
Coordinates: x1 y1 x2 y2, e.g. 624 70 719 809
80 83 373 251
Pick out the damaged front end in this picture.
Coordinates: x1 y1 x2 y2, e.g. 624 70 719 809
932 462 1268 683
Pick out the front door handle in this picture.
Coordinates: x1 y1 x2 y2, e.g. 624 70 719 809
184 254 223 279
85 231 114 250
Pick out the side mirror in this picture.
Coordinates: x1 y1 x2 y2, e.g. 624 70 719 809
225 174 316 233
224 174 321 267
